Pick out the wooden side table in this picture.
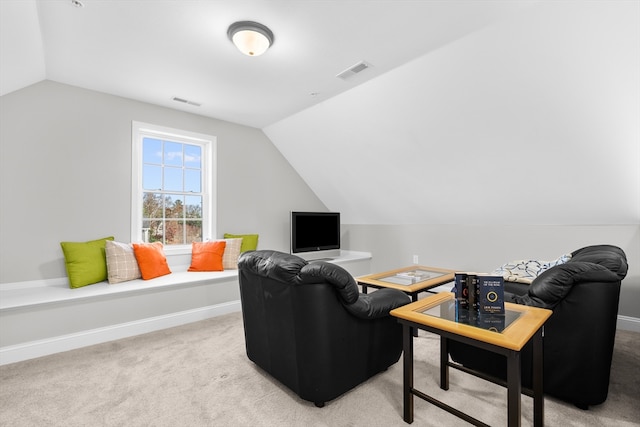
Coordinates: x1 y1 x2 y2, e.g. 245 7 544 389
390 292 552 426
357 265 455 301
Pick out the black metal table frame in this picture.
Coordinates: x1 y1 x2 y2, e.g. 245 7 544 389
399 320 544 426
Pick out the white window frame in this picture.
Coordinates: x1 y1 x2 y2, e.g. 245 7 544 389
131 121 216 255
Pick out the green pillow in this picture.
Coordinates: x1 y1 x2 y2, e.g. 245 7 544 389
60 236 114 288
223 233 259 253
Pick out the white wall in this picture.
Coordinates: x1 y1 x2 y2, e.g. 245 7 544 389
0 80 326 284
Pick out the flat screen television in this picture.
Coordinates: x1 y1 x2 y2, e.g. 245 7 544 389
290 211 341 260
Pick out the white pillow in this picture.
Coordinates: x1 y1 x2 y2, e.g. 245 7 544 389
492 253 572 284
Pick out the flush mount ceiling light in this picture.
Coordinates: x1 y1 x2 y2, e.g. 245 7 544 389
227 21 274 57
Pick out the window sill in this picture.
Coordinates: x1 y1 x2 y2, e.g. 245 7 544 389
161 245 193 256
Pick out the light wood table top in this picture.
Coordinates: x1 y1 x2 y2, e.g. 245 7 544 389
357 265 456 294
390 292 552 351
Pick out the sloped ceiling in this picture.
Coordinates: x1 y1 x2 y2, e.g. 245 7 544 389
265 0 640 225
1 1 638 226
0 0 532 128
0 1 46 95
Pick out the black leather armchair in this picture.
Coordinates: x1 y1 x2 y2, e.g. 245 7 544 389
237 250 410 407
448 245 628 409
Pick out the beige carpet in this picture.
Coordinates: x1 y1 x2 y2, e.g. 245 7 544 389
1 311 639 426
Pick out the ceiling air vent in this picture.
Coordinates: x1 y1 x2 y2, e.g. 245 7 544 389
336 61 372 80
172 97 201 107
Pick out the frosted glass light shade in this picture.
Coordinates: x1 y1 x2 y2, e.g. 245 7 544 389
228 21 274 57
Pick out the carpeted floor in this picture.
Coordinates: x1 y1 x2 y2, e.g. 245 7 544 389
1 311 639 426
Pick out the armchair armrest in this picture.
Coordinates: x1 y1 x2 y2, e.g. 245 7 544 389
513 261 620 309
345 288 410 320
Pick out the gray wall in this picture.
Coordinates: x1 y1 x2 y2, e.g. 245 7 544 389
0 80 326 283
343 224 639 320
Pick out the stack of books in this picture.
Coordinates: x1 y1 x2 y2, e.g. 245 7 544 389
454 272 505 315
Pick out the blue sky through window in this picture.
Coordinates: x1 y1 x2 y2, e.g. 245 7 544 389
142 137 202 194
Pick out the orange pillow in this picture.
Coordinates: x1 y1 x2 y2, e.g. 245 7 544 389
189 241 226 272
132 242 171 280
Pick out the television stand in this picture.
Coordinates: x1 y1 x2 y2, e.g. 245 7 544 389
309 258 335 262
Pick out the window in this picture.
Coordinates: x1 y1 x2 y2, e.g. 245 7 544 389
132 122 215 252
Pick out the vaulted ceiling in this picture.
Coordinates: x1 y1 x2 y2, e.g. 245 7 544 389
1 0 532 128
2 1 638 225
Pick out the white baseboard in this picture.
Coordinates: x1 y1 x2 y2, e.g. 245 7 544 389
617 315 640 333
0 300 242 366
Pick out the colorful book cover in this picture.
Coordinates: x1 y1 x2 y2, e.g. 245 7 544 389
478 274 505 314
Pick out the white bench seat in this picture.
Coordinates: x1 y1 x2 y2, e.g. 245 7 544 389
0 268 242 366
0 268 239 311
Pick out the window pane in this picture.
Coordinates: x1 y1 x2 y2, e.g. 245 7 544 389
165 194 184 219
164 220 185 245
164 166 183 191
143 193 163 218
143 164 162 190
184 169 201 192
145 219 163 243
143 138 162 164
184 145 201 168
186 220 202 243
185 195 202 219
164 141 183 167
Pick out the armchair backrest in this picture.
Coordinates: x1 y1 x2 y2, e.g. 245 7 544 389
515 244 628 309
238 249 360 305
570 244 628 279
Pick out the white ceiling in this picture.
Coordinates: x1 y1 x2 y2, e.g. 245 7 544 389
2 1 638 226
1 0 533 128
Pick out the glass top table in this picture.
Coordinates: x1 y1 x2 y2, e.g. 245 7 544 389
357 266 456 301
391 292 549 351
421 297 521 334
390 292 552 426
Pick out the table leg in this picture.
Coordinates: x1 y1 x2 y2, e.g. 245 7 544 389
507 350 522 427
440 336 449 390
408 293 419 337
403 323 414 424
361 284 368 294
533 327 544 427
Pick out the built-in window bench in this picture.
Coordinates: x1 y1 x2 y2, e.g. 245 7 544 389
0 267 243 366
0 250 372 366
0 268 239 311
